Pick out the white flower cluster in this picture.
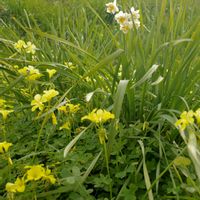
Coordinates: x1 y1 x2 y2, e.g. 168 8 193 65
105 1 140 34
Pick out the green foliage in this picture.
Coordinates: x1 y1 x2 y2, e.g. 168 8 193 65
0 0 200 199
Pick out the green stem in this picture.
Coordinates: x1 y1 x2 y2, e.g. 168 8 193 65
103 141 112 199
2 121 7 140
33 114 49 159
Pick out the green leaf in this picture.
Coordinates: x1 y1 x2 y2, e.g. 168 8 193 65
151 76 164 86
138 140 154 200
82 49 124 79
174 156 191 166
82 151 102 183
131 64 159 89
113 80 129 119
63 125 91 158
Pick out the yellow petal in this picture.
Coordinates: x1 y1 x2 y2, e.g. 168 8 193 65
46 69 57 78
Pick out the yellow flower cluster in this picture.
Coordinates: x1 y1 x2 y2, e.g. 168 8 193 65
81 109 115 124
57 102 80 130
31 89 59 112
14 40 37 54
18 65 42 81
0 98 14 120
58 103 80 114
175 109 200 131
6 164 56 194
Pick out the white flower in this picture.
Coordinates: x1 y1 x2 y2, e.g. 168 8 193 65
130 7 140 29
130 7 140 20
120 21 133 34
115 11 131 24
106 0 119 14
134 19 141 29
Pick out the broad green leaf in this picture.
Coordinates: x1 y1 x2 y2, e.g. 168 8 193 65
113 80 129 119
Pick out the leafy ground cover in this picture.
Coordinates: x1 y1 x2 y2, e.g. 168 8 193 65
0 0 200 199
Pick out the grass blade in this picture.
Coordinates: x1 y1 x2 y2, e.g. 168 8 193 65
138 140 154 200
63 125 91 158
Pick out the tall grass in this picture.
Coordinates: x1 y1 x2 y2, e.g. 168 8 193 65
0 0 200 199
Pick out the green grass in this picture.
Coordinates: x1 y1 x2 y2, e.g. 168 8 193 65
0 0 200 199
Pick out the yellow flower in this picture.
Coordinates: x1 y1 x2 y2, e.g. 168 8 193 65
66 103 80 113
194 108 200 125
31 94 45 112
46 69 57 78
0 99 6 107
25 164 56 184
6 178 25 193
14 178 25 192
57 105 67 113
58 103 80 114
175 110 194 131
25 165 45 181
5 183 16 193
14 65 19 69
42 89 59 102
181 110 194 123
81 109 115 124
18 66 42 81
14 40 37 54
0 109 13 120
14 40 26 52
175 119 188 131
64 62 76 70
24 41 37 54
0 141 12 153
59 121 71 130
106 1 119 14
84 77 92 83
43 168 56 184
51 112 57 125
